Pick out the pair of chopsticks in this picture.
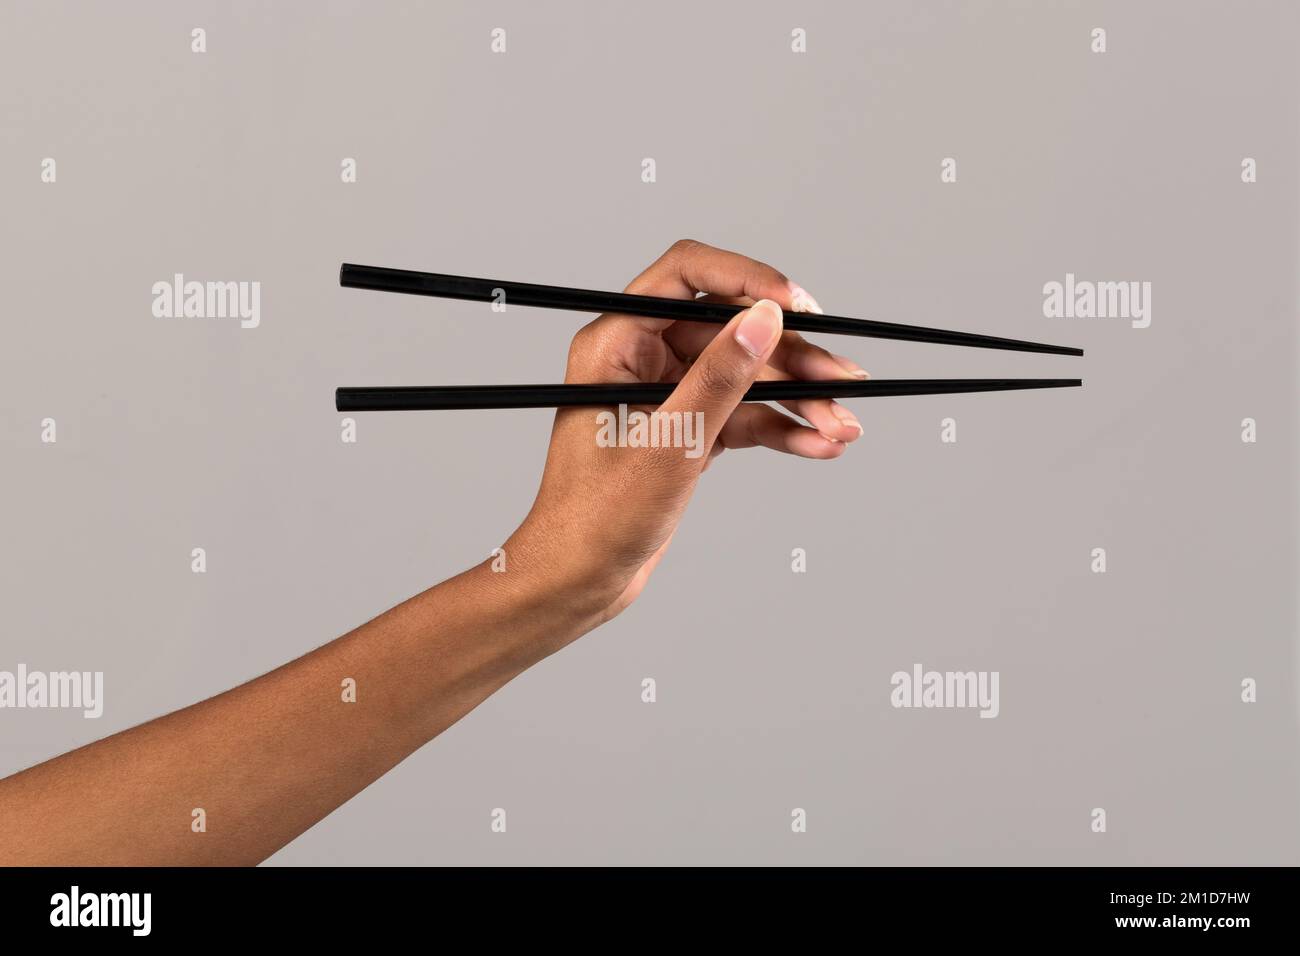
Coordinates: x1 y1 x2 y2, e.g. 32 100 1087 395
335 264 1082 411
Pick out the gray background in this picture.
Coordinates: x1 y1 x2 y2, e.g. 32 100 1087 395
1 0 1296 865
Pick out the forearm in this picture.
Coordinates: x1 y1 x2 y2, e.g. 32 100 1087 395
0 549 602 866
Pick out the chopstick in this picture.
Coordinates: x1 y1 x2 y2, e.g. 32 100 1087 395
336 379 1082 411
336 262 1084 412
340 264 1084 357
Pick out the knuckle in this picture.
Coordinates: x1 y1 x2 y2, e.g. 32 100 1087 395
568 320 601 356
750 261 790 295
628 239 702 293
566 320 617 376
695 357 742 396
757 261 790 287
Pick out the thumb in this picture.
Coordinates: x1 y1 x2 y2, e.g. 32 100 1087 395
659 299 783 453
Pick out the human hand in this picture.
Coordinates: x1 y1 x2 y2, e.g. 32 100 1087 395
507 239 869 625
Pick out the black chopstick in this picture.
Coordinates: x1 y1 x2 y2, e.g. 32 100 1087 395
340 264 1084 357
336 379 1082 411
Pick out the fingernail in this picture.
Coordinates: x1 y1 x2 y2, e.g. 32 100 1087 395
734 299 783 357
788 284 824 315
831 402 863 435
831 353 870 379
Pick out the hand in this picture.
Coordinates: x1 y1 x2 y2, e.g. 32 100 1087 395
507 239 869 624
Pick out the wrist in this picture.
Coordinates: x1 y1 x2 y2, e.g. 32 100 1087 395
493 517 626 627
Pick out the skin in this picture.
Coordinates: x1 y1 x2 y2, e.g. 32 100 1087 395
0 240 866 865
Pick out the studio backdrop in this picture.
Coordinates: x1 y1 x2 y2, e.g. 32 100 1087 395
1 0 1296 865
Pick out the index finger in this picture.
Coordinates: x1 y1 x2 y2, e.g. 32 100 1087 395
623 239 806 323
